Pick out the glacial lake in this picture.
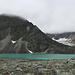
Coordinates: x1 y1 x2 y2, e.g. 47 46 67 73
0 54 75 59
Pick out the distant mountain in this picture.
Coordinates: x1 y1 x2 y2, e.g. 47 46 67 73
0 14 75 54
46 32 75 39
46 32 75 46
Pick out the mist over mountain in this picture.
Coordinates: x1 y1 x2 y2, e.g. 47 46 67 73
0 14 75 54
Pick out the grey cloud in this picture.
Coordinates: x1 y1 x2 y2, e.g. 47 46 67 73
0 0 75 33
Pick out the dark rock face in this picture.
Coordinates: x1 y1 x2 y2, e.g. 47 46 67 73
0 14 75 53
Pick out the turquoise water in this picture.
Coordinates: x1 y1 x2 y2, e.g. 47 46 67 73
0 54 75 59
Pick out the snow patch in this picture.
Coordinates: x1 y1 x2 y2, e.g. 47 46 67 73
56 38 68 42
52 38 74 46
28 50 33 53
12 40 16 44
52 38 68 41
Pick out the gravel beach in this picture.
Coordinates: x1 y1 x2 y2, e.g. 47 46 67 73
0 58 75 75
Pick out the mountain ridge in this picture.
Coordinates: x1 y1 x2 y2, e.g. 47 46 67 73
0 14 75 53
46 32 75 46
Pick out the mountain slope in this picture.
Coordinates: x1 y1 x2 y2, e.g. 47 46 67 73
0 14 75 53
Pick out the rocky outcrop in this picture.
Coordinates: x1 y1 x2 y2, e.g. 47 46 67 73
0 14 75 53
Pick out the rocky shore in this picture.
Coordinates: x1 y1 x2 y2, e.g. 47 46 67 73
0 58 75 75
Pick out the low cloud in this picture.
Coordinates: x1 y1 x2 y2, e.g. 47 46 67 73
0 0 75 33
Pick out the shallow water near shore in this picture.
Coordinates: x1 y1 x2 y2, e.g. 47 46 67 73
0 54 75 59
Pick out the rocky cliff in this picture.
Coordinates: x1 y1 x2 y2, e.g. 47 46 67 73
0 14 75 53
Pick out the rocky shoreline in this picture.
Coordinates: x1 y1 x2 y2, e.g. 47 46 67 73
0 58 75 75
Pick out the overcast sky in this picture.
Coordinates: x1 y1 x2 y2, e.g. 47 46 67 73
0 0 75 33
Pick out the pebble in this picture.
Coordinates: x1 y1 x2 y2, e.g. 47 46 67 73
0 58 75 75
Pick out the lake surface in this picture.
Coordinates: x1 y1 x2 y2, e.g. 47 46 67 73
0 54 75 59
